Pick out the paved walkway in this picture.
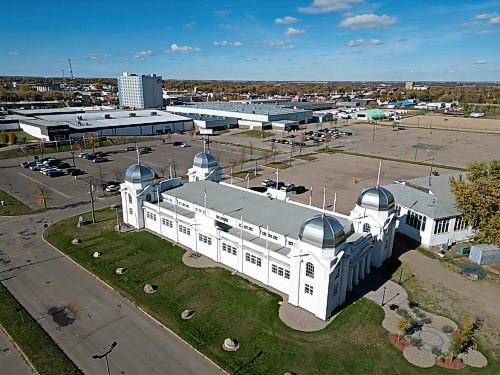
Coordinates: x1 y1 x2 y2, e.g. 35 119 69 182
0 328 33 375
0 202 223 375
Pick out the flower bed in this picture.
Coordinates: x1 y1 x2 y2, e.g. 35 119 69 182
389 333 410 352
435 357 466 369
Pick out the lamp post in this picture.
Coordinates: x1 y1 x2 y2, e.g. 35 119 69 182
414 137 421 161
70 151 76 167
89 178 96 224
92 341 117 375
381 286 387 306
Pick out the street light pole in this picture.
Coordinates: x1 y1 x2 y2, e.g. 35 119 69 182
89 178 96 224
92 341 117 375
70 151 76 167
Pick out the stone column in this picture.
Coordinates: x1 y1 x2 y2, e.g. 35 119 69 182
359 258 365 280
365 254 371 274
354 263 359 285
347 266 353 291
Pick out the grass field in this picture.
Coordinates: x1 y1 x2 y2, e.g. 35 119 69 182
293 154 318 161
0 189 33 215
44 208 498 374
0 284 82 374
237 130 275 138
265 162 290 169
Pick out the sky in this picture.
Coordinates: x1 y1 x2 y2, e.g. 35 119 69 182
1 0 499 81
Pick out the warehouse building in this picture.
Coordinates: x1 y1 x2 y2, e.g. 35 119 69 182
350 109 386 121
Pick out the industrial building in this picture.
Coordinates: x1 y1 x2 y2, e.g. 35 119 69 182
350 109 386 121
166 102 313 130
5 108 193 140
384 174 473 248
118 72 163 109
120 154 397 320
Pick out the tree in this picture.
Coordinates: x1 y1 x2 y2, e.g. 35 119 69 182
36 184 49 209
324 133 332 152
0 129 7 144
396 318 412 341
450 160 500 244
8 130 17 144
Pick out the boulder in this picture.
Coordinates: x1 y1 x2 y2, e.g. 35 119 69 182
143 284 158 294
222 338 239 352
181 310 195 320
115 267 128 275
71 238 81 245
93 251 102 258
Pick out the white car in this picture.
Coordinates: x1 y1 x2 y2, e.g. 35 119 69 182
180 143 190 148
78 152 89 158
105 184 120 192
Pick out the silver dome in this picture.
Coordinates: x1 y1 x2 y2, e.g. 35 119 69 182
299 214 345 248
357 186 395 211
125 164 155 183
193 152 217 168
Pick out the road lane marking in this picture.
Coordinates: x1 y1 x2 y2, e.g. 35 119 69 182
18 173 72 199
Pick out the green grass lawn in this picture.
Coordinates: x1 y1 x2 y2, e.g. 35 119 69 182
238 130 275 138
293 155 318 161
265 162 290 169
0 189 33 216
43 208 498 374
0 284 82 374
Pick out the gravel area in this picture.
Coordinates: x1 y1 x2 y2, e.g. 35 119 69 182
381 313 399 333
403 346 435 368
459 350 488 368
428 315 458 333
182 250 218 268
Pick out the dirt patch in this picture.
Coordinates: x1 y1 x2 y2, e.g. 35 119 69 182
48 306 76 327
435 357 466 370
389 332 410 352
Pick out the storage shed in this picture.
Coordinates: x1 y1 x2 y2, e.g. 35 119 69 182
469 244 500 265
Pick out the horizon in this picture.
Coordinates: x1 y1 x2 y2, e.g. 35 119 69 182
1 0 499 81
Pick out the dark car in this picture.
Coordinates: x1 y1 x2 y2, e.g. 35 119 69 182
58 162 71 169
47 170 64 178
139 147 152 154
292 185 306 194
94 151 108 157
93 157 108 163
69 169 84 176
173 141 183 146
84 153 96 160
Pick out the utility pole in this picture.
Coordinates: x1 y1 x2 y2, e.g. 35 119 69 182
414 137 421 161
89 178 96 223
92 341 117 375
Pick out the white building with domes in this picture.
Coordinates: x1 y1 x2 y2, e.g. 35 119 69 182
120 153 397 321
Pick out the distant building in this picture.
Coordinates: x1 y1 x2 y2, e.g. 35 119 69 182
117 72 163 109
469 245 500 265
384 173 473 248
350 109 385 121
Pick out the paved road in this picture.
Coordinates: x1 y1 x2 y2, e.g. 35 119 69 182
0 328 33 375
0 201 223 375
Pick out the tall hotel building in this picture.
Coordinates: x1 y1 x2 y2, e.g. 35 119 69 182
117 72 163 109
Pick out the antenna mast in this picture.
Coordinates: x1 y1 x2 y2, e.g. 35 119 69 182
68 58 74 80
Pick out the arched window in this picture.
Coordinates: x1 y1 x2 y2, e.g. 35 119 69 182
128 194 132 204
305 262 314 278
363 223 371 233
146 193 151 202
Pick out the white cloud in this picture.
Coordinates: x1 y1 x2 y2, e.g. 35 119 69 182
474 60 488 64
284 27 305 35
7 51 18 55
86 53 109 60
214 9 231 17
462 21 480 27
474 13 497 20
474 30 495 34
347 39 383 47
267 40 288 46
165 44 201 53
184 21 196 29
339 14 397 29
298 0 363 14
488 68 497 71
448 70 455 73
134 50 153 59
275 16 299 24
490 16 500 25
213 41 243 47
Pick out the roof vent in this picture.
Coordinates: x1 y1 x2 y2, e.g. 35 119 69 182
103 114 111 119
150 111 157 116
129 112 136 117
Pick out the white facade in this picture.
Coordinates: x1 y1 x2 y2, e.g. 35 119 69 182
120 157 397 321
118 72 163 109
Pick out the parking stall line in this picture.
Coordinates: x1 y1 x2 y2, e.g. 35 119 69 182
18 173 72 199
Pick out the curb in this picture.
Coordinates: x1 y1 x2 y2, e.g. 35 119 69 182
0 324 38 374
41 228 228 375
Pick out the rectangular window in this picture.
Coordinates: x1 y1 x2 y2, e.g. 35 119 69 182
222 243 237 255
405 210 426 231
198 234 212 245
146 211 157 221
179 225 191 235
271 264 290 279
304 284 314 295
434 219 450 234
129 208 133 215
272 264 277 274
162 218 173 228
245 253 261 267
284 270 290 279
454 216 468 231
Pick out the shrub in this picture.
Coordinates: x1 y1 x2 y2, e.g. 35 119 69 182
432 346 442 356
411 307 420 313
408 301 419 309
408 337 423 347
396 308 410 319
416 311 427 319
389 304 398 311
450 331 465 356
421 316 432 324
442 324 454 333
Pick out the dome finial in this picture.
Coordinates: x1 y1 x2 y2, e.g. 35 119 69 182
376 160 382 187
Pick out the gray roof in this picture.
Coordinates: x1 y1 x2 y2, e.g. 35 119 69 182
299 214 345 248
162 180 352 240
357 186 395 211
383 173 462 219
125 163 155 183
168 102 310 116
193 152 218 168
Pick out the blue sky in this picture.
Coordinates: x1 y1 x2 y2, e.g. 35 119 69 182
1 0 499 81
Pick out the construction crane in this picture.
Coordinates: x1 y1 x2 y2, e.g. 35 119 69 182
67 58 74 80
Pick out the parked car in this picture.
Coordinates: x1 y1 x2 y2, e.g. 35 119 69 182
292 185 306 194
47 170 64 178
173 141 183 146
180 143 190 148
94 151 108 157
93 157 108 163
262 179 275 187
29 163 44 171
21 161 34 168
78 152 89 158
105 184 120 192
281 183 295 192
58 162 71 169
139 147 152 154
43 158 59 167
124 146 136 152
67 168 84 176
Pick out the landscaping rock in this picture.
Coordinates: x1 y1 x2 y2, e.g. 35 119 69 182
71 238 81 245
459 350 488 368
93 251 102 258
403 346 435 368
222 338 239 352
76 216 84 228
181 310 195 320
143 284 158 294
115 267 128 275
